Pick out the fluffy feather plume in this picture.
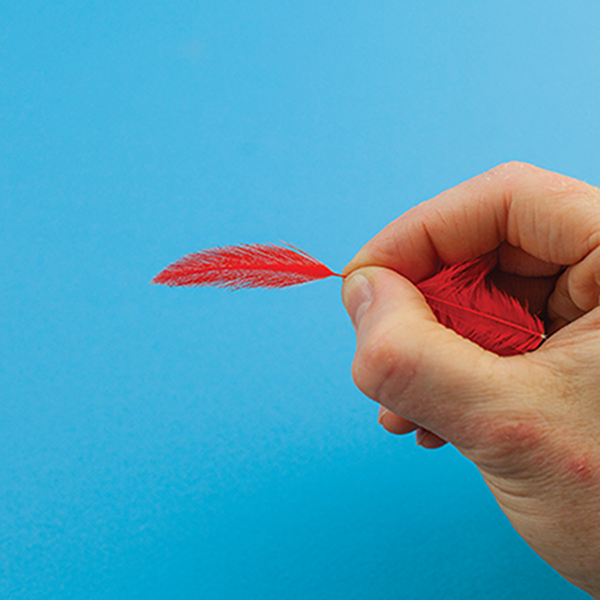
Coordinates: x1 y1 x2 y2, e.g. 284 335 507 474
152 243 545 355
151 243 341 289
417 256 545 356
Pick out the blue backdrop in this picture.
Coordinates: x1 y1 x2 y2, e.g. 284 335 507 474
1 1 596 598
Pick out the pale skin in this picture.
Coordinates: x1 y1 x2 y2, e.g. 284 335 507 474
341 162 600 598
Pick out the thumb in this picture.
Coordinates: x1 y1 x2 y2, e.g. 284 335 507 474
342 266 516 447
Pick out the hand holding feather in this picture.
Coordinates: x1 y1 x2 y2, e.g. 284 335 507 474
153 164 600 597
152 243 544 356
342 163 600 599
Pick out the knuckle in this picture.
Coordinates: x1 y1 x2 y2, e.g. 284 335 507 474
352 323 418 405
467 410 551 478
503 160 531 171
482 417 546 457
489 161 531 177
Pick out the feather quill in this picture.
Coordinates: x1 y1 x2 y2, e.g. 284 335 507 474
152 243 545 355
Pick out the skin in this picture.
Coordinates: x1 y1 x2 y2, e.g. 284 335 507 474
341 162 600 598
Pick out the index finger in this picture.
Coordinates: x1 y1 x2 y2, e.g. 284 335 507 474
343 162 600 283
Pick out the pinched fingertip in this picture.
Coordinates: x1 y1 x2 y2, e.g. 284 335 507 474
342 271 374 330
377 405 418 435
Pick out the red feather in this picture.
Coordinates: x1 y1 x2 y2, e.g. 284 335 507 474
152 243 545 355
151 243 342 289
417 256 545 356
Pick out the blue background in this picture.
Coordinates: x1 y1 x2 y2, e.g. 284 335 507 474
1 1 597 598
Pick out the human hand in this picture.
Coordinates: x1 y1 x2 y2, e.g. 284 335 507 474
342 163 600 598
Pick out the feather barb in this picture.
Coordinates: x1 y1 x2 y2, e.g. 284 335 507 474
151 243 342 289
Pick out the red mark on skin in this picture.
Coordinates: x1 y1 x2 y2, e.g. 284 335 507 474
468 419 551 477
482 420 545 457
565 452 596 484
473 417 598 489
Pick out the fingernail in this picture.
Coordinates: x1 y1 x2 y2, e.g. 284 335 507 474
343 273 373 329
377 405 389 425
415 427 426 446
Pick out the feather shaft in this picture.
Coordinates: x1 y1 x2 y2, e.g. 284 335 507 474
420 293 543 337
